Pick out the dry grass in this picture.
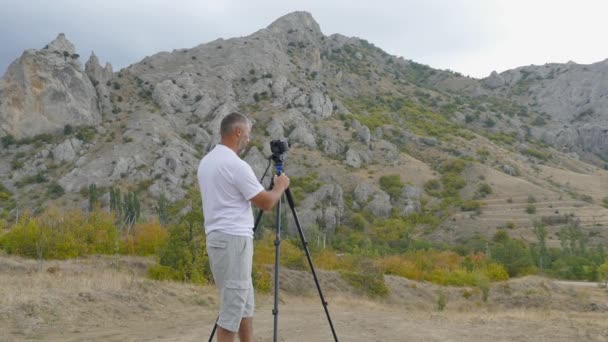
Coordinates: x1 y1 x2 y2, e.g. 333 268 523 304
1 255 608 341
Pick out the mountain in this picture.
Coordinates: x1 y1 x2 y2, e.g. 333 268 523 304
0 11 607 248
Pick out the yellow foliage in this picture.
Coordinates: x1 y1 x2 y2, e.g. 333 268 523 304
0 206 119 259
375 250 509 286
131 219 167 255
253 232 305 269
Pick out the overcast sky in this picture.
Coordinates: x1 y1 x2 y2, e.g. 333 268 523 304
2 0 608 79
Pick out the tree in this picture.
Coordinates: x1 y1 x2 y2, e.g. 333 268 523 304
109 187 140 231
155 194 169 226
88 184 98 211
109 187 121 214
491 232 534 277
155 186 209 283
122 191 141 230
533 221 547 271
597 262 608 287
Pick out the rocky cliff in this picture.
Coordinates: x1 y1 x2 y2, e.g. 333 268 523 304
0 34 102 139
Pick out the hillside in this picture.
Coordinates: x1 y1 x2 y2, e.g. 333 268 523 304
0 11 607 251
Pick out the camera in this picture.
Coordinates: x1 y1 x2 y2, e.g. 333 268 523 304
270 139 289 156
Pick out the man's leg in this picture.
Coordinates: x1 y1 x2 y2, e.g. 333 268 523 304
215 318 252 342
217 326 237 342
238 317 253 342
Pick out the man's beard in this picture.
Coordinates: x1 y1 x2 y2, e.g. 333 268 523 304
237 139 248 155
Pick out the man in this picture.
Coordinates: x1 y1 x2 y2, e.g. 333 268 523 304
197 112 290 342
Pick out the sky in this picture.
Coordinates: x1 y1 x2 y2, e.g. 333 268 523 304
1 0 608 79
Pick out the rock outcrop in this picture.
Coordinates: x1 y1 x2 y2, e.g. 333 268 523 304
0 34 101 139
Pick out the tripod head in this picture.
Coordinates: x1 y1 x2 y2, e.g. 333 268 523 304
269 138 289 175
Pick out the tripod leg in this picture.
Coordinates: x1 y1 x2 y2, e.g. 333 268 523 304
273 195 282 342
284 188 339 342
208 318 218 342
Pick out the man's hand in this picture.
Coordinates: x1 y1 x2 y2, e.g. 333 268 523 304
250 173 291 211
273 174 290 192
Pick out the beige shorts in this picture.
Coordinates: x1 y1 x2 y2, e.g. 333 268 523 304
206 231 254 332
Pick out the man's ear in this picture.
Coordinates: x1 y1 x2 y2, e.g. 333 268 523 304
235 126 241 137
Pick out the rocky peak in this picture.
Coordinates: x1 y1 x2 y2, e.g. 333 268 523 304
46 33 76 55
266 11 322 36
85 52 113 83
0 34 100 138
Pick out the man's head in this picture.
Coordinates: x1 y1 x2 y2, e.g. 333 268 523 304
220 112 252 153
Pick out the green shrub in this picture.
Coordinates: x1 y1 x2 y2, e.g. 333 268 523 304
424 179 441 196
522 148 551 161
75 127 96 143
439 159 467 174
476 183 493 198
460 200 481 212
379 174 403 199
526 204 536 214
155 220 209 285
603 197 608 209
441 174 466 196
0 184 11 202
64 125 73 135
350 213 367 231
478 278 490 302
1 135 15 148
252 264 272 293
47 182 65 199
148 264 181 281
16 172 48 187
290 172 322 193
491 236 534 277
436 290 447 311
340 270 388 298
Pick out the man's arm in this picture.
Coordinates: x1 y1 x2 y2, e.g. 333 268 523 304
250 174 290 211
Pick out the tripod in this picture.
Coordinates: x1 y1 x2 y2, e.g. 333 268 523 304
208 155 339 342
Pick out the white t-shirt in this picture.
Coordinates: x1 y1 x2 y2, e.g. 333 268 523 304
197 144 264 238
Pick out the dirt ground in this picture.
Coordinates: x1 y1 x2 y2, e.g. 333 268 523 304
1 256 607 342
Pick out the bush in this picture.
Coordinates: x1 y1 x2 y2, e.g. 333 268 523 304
379 175 404 199
75 127 96 143
436 290 447 311
252 264 272 293
350 213 367 231
122 219 167 255
460 200 481 212
254 233 305 270
64 125 73 135
522 148 550 161
603 197 608 209
424 179 441 196
340 270 388 298
1 135 15 148
526 204 536 214
376 251 508 286
149 264 181 281
491 236 534 277
476 183 492 198
47 182 65 199
440 159 467 174
155 221 209 285
0 207 119 259
441 174 466 196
